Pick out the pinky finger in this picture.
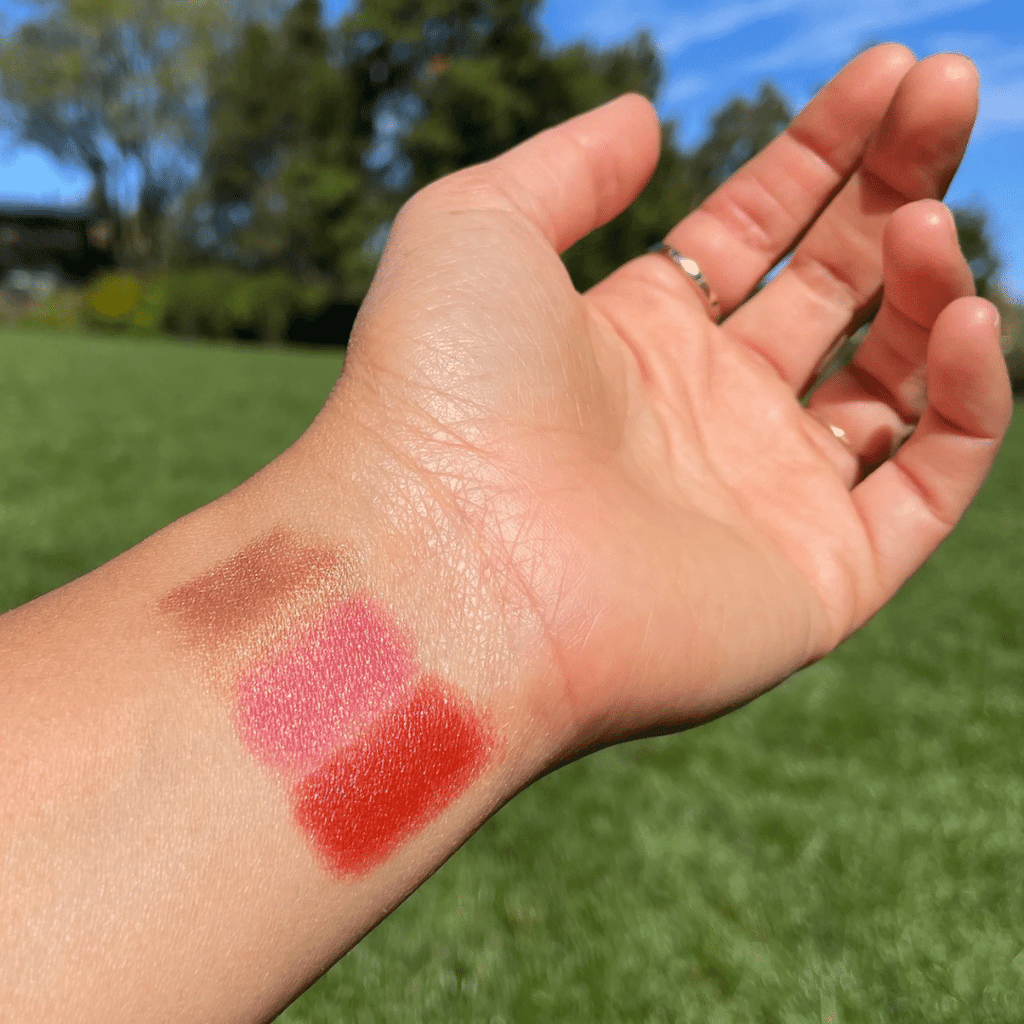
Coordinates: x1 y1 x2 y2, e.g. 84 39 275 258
851 297 1011 616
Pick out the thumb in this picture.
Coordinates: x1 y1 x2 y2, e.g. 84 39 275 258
398 93 662 256
484 93 662 253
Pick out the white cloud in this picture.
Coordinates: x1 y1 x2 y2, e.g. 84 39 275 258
562 0 1023 293
661 74 709 106
572 0 996 82
926 33 1024 73
658 0 805 54
582 0 1022 143
598 0 991 68
740 0 990 72
578 0 809 50
925 30 1002 57
578 0 668 44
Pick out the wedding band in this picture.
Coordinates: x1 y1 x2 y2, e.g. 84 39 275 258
655 243 721 322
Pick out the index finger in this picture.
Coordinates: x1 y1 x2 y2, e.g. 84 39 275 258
657 44 915 316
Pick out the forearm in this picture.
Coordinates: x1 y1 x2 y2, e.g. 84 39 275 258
0 408 560 1022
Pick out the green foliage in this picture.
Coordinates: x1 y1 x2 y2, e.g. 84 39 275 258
563 84 792 293
82 266 337 343
346 0 565 189
1 326 1023 1020
0 0 230 266
690 84 791 195
184 0 797 314
159 267 332 342
339 0 792 293
1 0 801 329
997 293 1024 394
185 0 382 303
0 286 85 332
953 205 1001 299
83 272 165 334
949 207 1016 389
3 2 1010 342
561 138 695 292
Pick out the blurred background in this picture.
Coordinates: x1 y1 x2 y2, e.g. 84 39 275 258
0 0 1019 355
0 4 1023 1023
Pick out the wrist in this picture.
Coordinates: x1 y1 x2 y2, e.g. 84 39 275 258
213 405 568 854
301 380 575 763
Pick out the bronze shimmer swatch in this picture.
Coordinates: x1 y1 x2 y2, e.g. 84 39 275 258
159 528 356 657
162 528 493 875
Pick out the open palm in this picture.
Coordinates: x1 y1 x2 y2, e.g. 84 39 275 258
335 46 1010 750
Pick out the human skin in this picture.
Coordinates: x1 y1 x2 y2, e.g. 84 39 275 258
0 46 1011 1022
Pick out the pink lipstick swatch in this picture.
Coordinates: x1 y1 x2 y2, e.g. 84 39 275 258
234 595 417 776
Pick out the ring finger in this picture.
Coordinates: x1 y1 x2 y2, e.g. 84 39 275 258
807 199 976 472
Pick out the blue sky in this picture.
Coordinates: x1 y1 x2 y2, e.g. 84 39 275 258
1 0 1021 296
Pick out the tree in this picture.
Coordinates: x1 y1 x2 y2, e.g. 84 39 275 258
172 0 800 335
336 1 702 291
335 0 797 292
952 205 1001 299
188 0 679 300
185 0 382 301
338 0 552 196
0 0 234 267
689 84 791 201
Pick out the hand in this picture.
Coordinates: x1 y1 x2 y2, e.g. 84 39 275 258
326 45 1011 753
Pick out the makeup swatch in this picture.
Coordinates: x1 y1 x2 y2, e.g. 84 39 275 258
234 595 417 776
294 677 492 874
159 529 355 658
163 528 493 875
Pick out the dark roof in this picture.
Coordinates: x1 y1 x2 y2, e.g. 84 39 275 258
0 202 102 222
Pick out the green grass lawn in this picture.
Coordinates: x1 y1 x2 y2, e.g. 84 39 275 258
3 326 1023 1022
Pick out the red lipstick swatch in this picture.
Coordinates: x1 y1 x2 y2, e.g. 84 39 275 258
293 677 492 875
